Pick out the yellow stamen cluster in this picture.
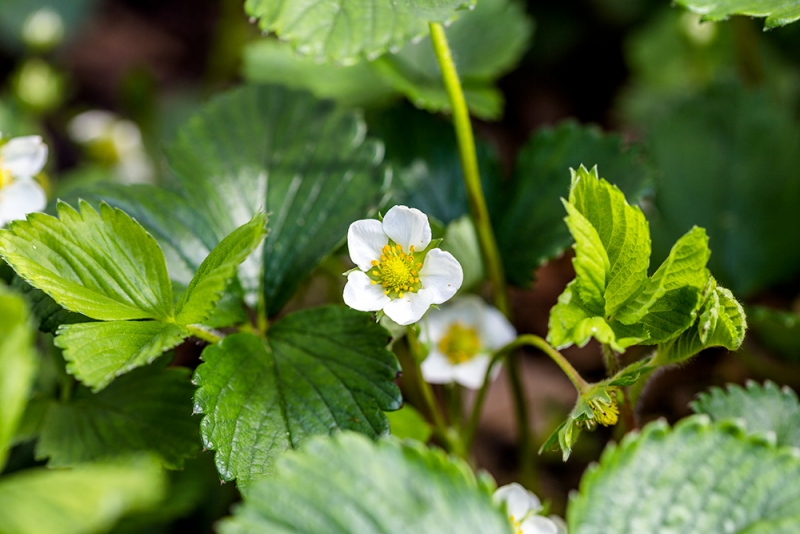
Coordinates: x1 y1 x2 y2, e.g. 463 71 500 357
367 243 422 299
588 389 620 426
0 162 12 190
438 321 482 364
509 515 523 534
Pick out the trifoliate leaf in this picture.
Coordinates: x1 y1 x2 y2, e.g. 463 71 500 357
386 404 433 442
175 213 267 325
568 166 650 318
654 278 746 365
646 85 800 297
568 416 800 532
0 201 174 321
193 306 402 488
242 40 397 106
55 320 189 391
244 0 475 65
35 365 199 469
371 0 533 119
0 456 166 534
496 122 652 287
675 0 800 29
217 432 512 534
0 283 37 469
692 380 800 447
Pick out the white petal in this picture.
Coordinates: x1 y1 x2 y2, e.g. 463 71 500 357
549 516 568 534
0 178 46 226
494 483 542 519
347 219 387 271
383 290 434 326
519 515 559 534
1 136 47 177
452 354 493 390
343 271 390 312
382 205 431 251
420 351 456 384
479 305 517 351
419 249 463 305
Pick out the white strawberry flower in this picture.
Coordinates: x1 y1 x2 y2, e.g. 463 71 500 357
420 295 516 389
494 483 567 534
0 135 47 227
344 205 463 326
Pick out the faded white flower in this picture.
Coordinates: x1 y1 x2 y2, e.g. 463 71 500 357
0 135 47 226
494 483 566 534
343 205 463 326
420 295 515 389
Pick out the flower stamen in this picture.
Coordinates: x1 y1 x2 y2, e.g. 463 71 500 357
438 321 481 364
367 242 423 299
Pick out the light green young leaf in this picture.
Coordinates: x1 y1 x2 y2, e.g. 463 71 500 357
675 0 800 29
175 213 267 325
568 416 800 532
193 306 402 488
654 280 746 365
692 380 800 447
35 365 199 469
11 276 87 333
568 166 650 318
218 432 511 534
244 0 475 65
371 0 533 120
563 201 609 315
55 320 189 391
242 40 397 106
386 404 433 442
0 283 37 469
0 201 174 321
0 456 166 534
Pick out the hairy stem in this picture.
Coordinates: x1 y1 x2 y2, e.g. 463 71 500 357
186 324 224 344
428 22 510 317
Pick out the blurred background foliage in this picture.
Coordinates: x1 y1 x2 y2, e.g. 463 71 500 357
3 0 800 529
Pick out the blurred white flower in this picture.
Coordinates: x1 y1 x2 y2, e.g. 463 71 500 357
0 135 47 226
68 110 154 184
494 483 566 534
344 205 463 326
419 295 515 389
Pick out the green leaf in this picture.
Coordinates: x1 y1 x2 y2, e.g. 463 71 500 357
0 283 37 469
675 0 800 29
387 404 433 442
692 380 800 448
748 306 800 362
562 200 610 315
55 320 189 391
167 85 387 314
568 166 650 318
218 432 512 534
371 0 533 119
244 0 475 65
34 365 198 469
176 213 267 325
568 416 800 532
193 306 402 487
654 279 746 365
495 122 652 287
607 356 655 387
242 40 397 106
0 201 174 321
0 456 166 534
646 85 800 297
616 226 710 325
11 276 87 333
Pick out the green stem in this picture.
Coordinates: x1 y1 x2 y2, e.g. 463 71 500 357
186 324 224 344
507 352 533 483
405 326 451 444
428 22 510 317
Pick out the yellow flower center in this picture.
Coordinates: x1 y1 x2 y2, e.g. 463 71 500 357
588 389 620 426
0 161 12 190
509 515 524 534
438 322 481 364
367 243 422 299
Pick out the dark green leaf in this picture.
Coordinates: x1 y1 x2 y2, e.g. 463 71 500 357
568 416 800 532
675 0 800 29
0 201 174 321
193 306 402 487
35 365 199 469
176 213 267 325
692 380 800 447
218 432 512 534
0 456 166 534
55 320 189 391
0 283 37 468
244 0 475 64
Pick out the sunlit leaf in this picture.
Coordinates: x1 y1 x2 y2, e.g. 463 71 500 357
675 0 800 29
